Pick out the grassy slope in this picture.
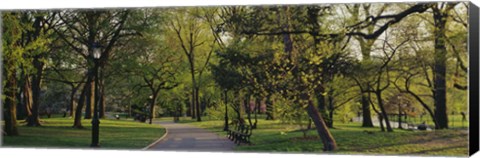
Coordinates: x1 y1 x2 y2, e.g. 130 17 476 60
177 117 468 156
2 117 165 149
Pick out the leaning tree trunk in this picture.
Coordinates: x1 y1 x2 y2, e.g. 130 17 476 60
4 69 19 136
375 92 393 132
406 91 439 128
378 114 385 132
432 7 449 129
73 74 93 129
306 98 337 151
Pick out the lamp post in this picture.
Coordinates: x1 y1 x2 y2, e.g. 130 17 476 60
91 43 101 147
223 89 229 131
149 95 154 124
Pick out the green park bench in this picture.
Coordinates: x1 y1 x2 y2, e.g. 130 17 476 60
227 122 252 145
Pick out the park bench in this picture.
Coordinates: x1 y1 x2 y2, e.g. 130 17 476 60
227 122 252 145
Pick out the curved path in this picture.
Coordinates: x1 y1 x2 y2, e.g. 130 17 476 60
147 121 235 152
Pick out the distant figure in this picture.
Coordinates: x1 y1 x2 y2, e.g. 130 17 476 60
115 114 120 120
417 121 427 130
460 112 467 121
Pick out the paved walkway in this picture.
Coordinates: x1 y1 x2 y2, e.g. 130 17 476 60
147 121 235 152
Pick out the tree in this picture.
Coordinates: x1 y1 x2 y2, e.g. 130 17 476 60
135 39 180 124
344 4 388 127
431 2 459 129
169 8 216 121
50 10 132 128
2 12 50 134
20 12 57 126
2 13 22 136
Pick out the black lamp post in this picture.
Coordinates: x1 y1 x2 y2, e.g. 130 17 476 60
91 43 101 147
223 89 229 131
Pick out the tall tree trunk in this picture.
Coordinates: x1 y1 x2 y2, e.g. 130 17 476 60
84 80 94 119
188 58 198 119
195 87 201 121
4 69 19 136
361 93 374 127
23 77 33 120
26 57 44 126
16 88 26 120
328 109 334 128
317 77 333 123
223 90 229 131
432 7 449 129
326 93 334 128
316 88 327 113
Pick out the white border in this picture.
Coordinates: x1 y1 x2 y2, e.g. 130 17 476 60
1 0 479 158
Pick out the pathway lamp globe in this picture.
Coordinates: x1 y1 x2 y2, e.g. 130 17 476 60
93 47 101 59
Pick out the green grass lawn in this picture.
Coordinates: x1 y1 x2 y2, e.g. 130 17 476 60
2 117 165 149
174 117 468 156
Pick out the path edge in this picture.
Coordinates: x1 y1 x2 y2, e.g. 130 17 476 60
142 127 169 150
